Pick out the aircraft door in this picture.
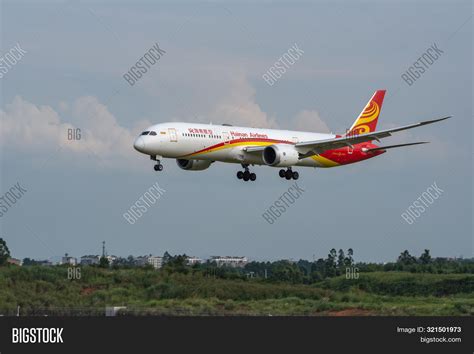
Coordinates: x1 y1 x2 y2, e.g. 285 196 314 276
168 128 178 142
222 132 230 145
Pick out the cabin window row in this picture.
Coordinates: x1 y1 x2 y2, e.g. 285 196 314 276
182 133 222 139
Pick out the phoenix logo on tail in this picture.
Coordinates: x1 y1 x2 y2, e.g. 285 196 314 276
134 90 449 182
348 90 385 135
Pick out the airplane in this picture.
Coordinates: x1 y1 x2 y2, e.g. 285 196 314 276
133 90 449 181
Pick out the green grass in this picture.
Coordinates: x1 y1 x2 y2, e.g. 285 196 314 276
320 271 474 296
0 266 472 316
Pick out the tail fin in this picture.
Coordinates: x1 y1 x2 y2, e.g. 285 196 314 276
347 90 386 135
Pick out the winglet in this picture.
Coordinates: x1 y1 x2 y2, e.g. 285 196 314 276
419 116 451 126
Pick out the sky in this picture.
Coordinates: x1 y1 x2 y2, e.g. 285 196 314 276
0 0 472 263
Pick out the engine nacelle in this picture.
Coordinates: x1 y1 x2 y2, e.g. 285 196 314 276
176 159 212 171
262 145 299 167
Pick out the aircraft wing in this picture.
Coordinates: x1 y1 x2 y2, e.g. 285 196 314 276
295 116 450 155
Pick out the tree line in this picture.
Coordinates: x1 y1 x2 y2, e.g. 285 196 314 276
1 237 472 284
161 248 474 284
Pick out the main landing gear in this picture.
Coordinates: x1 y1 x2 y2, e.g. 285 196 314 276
151 155 163 172
279 168 299 180
237 164 256 182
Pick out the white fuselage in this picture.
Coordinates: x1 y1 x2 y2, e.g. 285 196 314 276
133 122 336 167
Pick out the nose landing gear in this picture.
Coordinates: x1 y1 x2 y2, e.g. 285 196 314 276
279 168 299 180
237 164 256 182
151 155 163 172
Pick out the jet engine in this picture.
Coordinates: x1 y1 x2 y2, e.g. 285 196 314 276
262 145 299 167
176 159 212 171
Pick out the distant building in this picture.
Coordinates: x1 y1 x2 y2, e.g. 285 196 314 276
135 255 162 269
134 256 148 267
186 256 203 266
61 254 77 266
147 256 163 269
7 258 22 266
80 255 100 265
210 256 248 268
36 260 53 266
106 255 117 265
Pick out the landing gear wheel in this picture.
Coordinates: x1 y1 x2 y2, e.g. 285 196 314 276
279 169 286 178
238 164 256 182
292 171 299 180
154 163 163 171
285 170 293 180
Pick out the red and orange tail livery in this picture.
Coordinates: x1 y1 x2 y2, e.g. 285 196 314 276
347 90 386 135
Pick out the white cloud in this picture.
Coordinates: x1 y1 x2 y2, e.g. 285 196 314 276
0 96 74 150
138 47 331 131
292 110 331 133
163 70 331 131
0 96 150 166
207 74 278 128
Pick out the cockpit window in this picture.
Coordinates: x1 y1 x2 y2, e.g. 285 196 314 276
141 131 150 136
149 131 157 136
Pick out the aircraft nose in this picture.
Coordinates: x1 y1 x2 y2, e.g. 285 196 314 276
134 136 146 153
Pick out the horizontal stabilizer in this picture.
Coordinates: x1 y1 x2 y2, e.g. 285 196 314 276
366 141 429 152
295 116 449 155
